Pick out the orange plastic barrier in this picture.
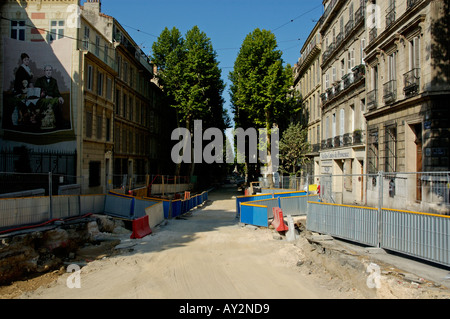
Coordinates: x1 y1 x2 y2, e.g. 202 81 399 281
272 207 288 232
130 215 152 239
184 191 191 200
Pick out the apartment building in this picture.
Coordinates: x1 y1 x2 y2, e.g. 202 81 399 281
293 22 322 177
0 0 174 195
364 0 450 208
318 0 368 204
79 1 116 193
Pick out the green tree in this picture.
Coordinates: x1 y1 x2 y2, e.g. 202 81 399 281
278 122 311 176
229 28 293 183
151 26 228 177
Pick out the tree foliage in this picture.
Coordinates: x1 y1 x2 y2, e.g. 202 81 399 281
229 28 293 131
278 122 311 176
151 26 229 131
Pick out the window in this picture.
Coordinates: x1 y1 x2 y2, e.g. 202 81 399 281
130 67 134 88
104 44 108 63
332 66 337 83
129 96 133 121
129 131 133 153
115 89 121 115
384 126 397 172
123 93 127 118
332 113 336 138
50 20 64 42
83 26 90 50
116 55 122 78
115 127 120 151
11 20 26 41
96 115 103 140
348 48 355 70
87 65 93 91
349 2 354 21
317 125 320 144
106 117 111 142
388 52 397 81
368 129 379 174
89 161 101 187
97 71 104 96
123 61 128 82
341 59 345 78
360 38 366 64
106 77 112 101
95 36 100 56
409 36 420 70
86 111 93 138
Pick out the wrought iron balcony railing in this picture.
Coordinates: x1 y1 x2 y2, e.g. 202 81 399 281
386 2 396 28
326 138 334 149
369 27 377 42
367 89 378 110
383 80 397 104
334 135 342 148
403 68 420 97
355 5 365 26
345 19 354 37
343 133 353 146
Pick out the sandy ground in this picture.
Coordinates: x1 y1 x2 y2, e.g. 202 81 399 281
2 185 450 300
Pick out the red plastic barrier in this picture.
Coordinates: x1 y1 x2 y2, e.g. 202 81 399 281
271 207 288 232
130 215 152 239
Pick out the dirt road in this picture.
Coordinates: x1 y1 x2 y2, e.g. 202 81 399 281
16 185 450 300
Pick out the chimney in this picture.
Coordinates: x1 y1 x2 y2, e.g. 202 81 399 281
84 0 101 13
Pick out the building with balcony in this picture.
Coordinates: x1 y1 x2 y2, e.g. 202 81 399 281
293 22 322 177
363 0 450 207
318 0 368 204
0 0 175 195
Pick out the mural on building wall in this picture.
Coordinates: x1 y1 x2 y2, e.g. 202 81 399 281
2 37 73 138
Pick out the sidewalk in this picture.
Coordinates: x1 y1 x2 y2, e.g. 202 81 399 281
305 230 450 290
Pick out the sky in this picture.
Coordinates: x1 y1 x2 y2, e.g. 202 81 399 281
101 0 324 123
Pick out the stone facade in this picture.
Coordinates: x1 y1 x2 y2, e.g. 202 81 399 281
0 0 175 195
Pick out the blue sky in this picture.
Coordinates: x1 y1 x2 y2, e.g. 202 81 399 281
102 0 324 122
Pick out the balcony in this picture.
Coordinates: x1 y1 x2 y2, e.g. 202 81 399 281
345 19 354 37
326 138 334 149
352 64 365 82
383 80 397 104
312 144 320 153
367 89 378 110
386 2 396 28
407 0 422 9
353 130 364 144
336 32 344 47
403 68 420 97
355 5 365 26
321 140 328 150
334 136 342 148
369 27 377 43
343 133 353 146
320 92 328 104
343 72 354 89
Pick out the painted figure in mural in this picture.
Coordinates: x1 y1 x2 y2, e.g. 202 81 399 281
13 53 34 95
34 65 64 129
11 53 36 126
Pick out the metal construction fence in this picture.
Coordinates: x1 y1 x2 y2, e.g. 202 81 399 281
239 178 450 267
260 171 450 216
0 194 105 232
0 187 210 233
0 172 83 197
306 201 450 267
